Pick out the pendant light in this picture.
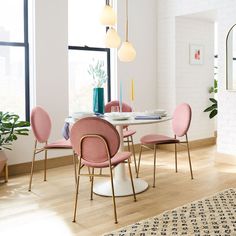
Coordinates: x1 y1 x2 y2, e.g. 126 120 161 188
100 1 121 48
100 4 116 26
118 0 136 62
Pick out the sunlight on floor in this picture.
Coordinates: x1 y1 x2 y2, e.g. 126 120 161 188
0 209 73 236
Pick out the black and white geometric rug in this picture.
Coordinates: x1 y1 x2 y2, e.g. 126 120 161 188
104 188 236 236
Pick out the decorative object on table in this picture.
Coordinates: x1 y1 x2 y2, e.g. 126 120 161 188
103 188 236 235
189 44 204 65
29 106 77 191
118 0 136 62
0 111 30 182
70 117 136 224
204 79 218 119
88 59 107 114
100 2 121 48
137 103 193 187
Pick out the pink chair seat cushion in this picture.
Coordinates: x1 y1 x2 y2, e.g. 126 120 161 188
81 151 132 168
123 129 136 138
140 134 179 145
45 139 72 149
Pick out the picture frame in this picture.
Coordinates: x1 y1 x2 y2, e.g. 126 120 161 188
189 44 204 65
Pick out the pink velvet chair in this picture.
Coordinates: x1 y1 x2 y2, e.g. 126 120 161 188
105 100 137 173
70 117 136 224
137 103 193 187
28 106 77 191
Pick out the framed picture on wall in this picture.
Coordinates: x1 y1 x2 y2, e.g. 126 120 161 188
189 44 204 65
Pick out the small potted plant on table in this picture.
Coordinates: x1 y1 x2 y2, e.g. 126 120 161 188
88 59 107 114
0 112 30 183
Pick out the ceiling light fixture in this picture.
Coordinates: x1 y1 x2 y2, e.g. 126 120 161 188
118 0 136 62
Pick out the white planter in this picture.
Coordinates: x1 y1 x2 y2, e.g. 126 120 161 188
0 149 7 175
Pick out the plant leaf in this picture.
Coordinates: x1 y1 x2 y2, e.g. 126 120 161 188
209 109 218 119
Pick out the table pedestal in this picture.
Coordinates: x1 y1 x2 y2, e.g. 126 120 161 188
93 125 149 197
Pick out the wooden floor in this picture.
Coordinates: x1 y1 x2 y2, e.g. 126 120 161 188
1 145 236 236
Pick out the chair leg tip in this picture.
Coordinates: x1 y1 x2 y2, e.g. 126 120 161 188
115 221 118 224
72 220 76 223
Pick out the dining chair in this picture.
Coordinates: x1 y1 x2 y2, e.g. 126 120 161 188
28 106 77 191
137 103 193 187
105 100 137 173
70 117 136 224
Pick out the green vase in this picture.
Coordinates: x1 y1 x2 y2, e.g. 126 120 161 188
93 87 104 114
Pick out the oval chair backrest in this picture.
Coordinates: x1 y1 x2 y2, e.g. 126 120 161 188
172 103 192 137
31 106 52 143
70 117 120 163
105 100 132 112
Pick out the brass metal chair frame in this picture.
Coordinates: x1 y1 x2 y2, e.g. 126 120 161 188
137 134 193 188
28 140 77 191
73 134 136 224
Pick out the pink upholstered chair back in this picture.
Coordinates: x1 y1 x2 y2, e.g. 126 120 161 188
70 117 120 163
105 100 132 112
172 103 192 137
31 106 52 143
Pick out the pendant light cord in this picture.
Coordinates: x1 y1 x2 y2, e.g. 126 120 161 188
125 0 128 42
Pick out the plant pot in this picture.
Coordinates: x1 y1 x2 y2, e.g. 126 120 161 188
0 149 7 175
93 87 104 114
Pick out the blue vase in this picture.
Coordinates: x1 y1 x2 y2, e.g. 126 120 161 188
93 87 104 114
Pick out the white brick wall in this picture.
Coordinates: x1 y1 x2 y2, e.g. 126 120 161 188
157 0 236 155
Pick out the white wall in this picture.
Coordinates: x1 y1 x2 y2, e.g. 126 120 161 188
117 0 160 143
175 17 215 140
157 0 236 155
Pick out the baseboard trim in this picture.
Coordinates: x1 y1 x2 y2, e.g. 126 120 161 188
7 155 74 177
124 136 216 152
7 136 216 177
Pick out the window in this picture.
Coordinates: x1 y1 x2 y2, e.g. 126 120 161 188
68 0 110 114
0 0 29 120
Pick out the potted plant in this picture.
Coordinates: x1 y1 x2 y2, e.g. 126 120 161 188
0 112 30 182
88 59 107 114
204 79 218 119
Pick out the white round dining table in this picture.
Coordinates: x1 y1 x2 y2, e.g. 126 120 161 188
92 116 172 197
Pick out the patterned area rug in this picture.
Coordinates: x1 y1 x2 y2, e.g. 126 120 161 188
103 188 236 236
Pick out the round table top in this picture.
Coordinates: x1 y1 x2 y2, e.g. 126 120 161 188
66 115 172 126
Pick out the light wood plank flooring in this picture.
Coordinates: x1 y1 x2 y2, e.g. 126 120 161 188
1 145 236 236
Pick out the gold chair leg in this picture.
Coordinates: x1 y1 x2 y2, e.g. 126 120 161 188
186 134 193 179
44 142 48 181
99 168 102 175
137 145 143 178
109 165 118 224
131 136 137 174
72 151 77 185
127 137 131 151
29 140 37 191
153 145 157 188
90 168 95 200
175 143 178 173
73 159 82 223
4 163 8 183
127 158 136 202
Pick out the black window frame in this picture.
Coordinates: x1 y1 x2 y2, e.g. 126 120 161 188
68 46 111 102
0 0 30 121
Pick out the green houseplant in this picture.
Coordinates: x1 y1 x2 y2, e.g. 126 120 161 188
0 112 30 150
0 112 30 181
88 59 107 114
204 79 218 119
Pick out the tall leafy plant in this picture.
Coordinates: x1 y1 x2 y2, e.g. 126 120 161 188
204 79 218 119
0 112 30 150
